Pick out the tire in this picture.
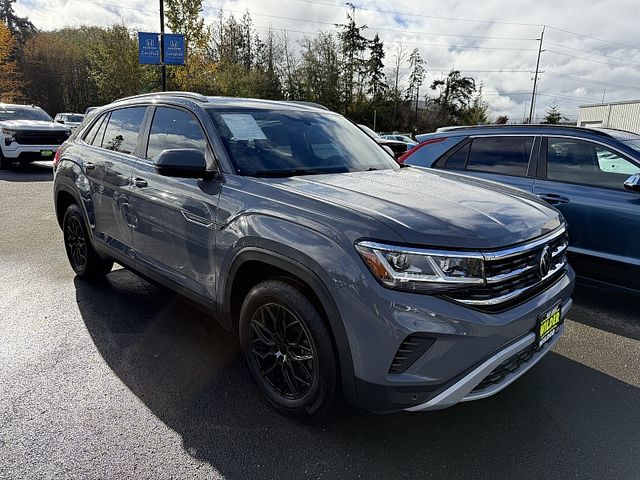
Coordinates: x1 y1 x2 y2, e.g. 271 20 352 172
62 204 113 279
239 279 339 418
0 152 11 169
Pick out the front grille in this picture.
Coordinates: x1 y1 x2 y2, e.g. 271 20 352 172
471 344 536 392
388 334 436 374
14 130 69 146
446 228 568 311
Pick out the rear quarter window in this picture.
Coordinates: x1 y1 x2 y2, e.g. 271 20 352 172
404 137 465 167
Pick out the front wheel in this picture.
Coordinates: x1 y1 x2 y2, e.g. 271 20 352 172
63 204 113 279
239 279 339 417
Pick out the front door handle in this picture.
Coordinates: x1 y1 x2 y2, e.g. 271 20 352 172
133 178 148 188
537 193 570 205
84 161 95 171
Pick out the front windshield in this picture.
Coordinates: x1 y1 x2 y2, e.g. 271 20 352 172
208 108 398 176
0 107 52 122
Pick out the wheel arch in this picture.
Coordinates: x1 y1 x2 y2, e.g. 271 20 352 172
223 248 357 404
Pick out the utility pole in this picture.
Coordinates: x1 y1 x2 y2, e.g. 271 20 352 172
159 0 166 91
373 109 377 132
529 26 545 124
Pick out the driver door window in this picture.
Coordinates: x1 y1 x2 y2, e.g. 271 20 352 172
146 107 208 161
546 138 640 189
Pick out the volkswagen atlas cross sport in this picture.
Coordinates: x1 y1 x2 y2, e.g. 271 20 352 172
53 92 575 417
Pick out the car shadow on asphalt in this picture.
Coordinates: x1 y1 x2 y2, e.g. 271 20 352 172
0 162 53 182
74 270 640 479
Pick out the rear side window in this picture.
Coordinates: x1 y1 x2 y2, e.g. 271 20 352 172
444 142 470 169
101 107 147 155
84 114 106 145
146 107 207 161
466 137 533 176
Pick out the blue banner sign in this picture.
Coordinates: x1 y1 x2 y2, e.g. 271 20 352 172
163 34 186 65
138 32 161 65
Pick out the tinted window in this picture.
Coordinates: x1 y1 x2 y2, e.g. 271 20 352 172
207 109 398 176
466 137 533 176
146 107 207 161
84 114 106 145
547 138 640 189
445 142 470 169
101 107 147 155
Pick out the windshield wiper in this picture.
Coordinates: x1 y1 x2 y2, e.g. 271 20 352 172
253 168 328 178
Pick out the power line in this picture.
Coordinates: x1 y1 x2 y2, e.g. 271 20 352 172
545 41 640 64
545 50 640 71
545 25 640 52
69 0 157 14
287 0 543 27
545 71 640 91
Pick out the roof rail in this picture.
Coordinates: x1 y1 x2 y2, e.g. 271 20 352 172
284 100 330 111
434 123 615 139
115 91 209 103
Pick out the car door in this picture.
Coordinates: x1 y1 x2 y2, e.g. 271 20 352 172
533 136 640 287
449 135 539 193
128 105 221 301
81 107 148 262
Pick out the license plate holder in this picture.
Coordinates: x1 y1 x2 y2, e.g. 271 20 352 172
536 302 563 349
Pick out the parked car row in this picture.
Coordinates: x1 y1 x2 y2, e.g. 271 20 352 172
401 125 640 291
53 92 574 418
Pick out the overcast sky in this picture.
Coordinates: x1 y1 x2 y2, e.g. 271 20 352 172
15 0 640 122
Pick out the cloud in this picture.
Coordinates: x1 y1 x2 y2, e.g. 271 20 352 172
12 0 640 123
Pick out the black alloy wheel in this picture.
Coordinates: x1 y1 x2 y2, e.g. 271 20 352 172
239 279 339 417
64 214 88 272
249 302 316 399
62 204 113 278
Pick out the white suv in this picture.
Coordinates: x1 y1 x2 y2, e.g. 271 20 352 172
0 104 71 169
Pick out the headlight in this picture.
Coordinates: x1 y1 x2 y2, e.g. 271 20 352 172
355 241 485 292
2 128 16 142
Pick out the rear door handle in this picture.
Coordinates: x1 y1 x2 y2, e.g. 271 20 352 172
133 178 148 188
84 161 95 171
537 193 570 205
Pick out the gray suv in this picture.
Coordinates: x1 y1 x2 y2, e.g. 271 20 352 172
53 92 575 417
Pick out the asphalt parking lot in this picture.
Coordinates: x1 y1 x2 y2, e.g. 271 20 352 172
1 162 639 479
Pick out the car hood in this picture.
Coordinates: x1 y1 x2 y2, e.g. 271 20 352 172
0 120 70 131
272 167 562 249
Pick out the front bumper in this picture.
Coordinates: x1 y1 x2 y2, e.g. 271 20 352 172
334 266 575 412
2 143 59 160
406 303 569 411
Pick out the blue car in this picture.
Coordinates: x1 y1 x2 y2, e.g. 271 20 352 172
402 125 640 291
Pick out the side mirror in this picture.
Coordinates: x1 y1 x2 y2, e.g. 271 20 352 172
382 145 394 157
624 173 640 193
155 149 209 179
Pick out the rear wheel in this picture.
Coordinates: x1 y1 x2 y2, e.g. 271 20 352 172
63 204 113 278
239 279 339 417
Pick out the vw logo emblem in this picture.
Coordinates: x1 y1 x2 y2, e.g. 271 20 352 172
539 246 552 277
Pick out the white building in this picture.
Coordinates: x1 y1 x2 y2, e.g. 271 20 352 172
578 100 640 133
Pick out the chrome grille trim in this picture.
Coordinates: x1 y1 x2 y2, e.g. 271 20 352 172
457 258 567 306
481 227 567 261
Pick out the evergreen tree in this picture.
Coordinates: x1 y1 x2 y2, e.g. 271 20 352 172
367 33 387 100
337 3 368 113
0 0 36 45
543 102 568 124
405 48 425 102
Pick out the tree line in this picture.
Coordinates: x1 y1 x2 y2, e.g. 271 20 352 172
1 0 569 131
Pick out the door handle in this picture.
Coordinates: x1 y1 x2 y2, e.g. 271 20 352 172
537 193 570 205
84 161 95 171
133 178 148 188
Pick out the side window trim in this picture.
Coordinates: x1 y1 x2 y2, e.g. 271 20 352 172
81 113 105 144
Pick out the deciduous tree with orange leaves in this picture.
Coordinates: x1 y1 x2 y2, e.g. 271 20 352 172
0 22 23 102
